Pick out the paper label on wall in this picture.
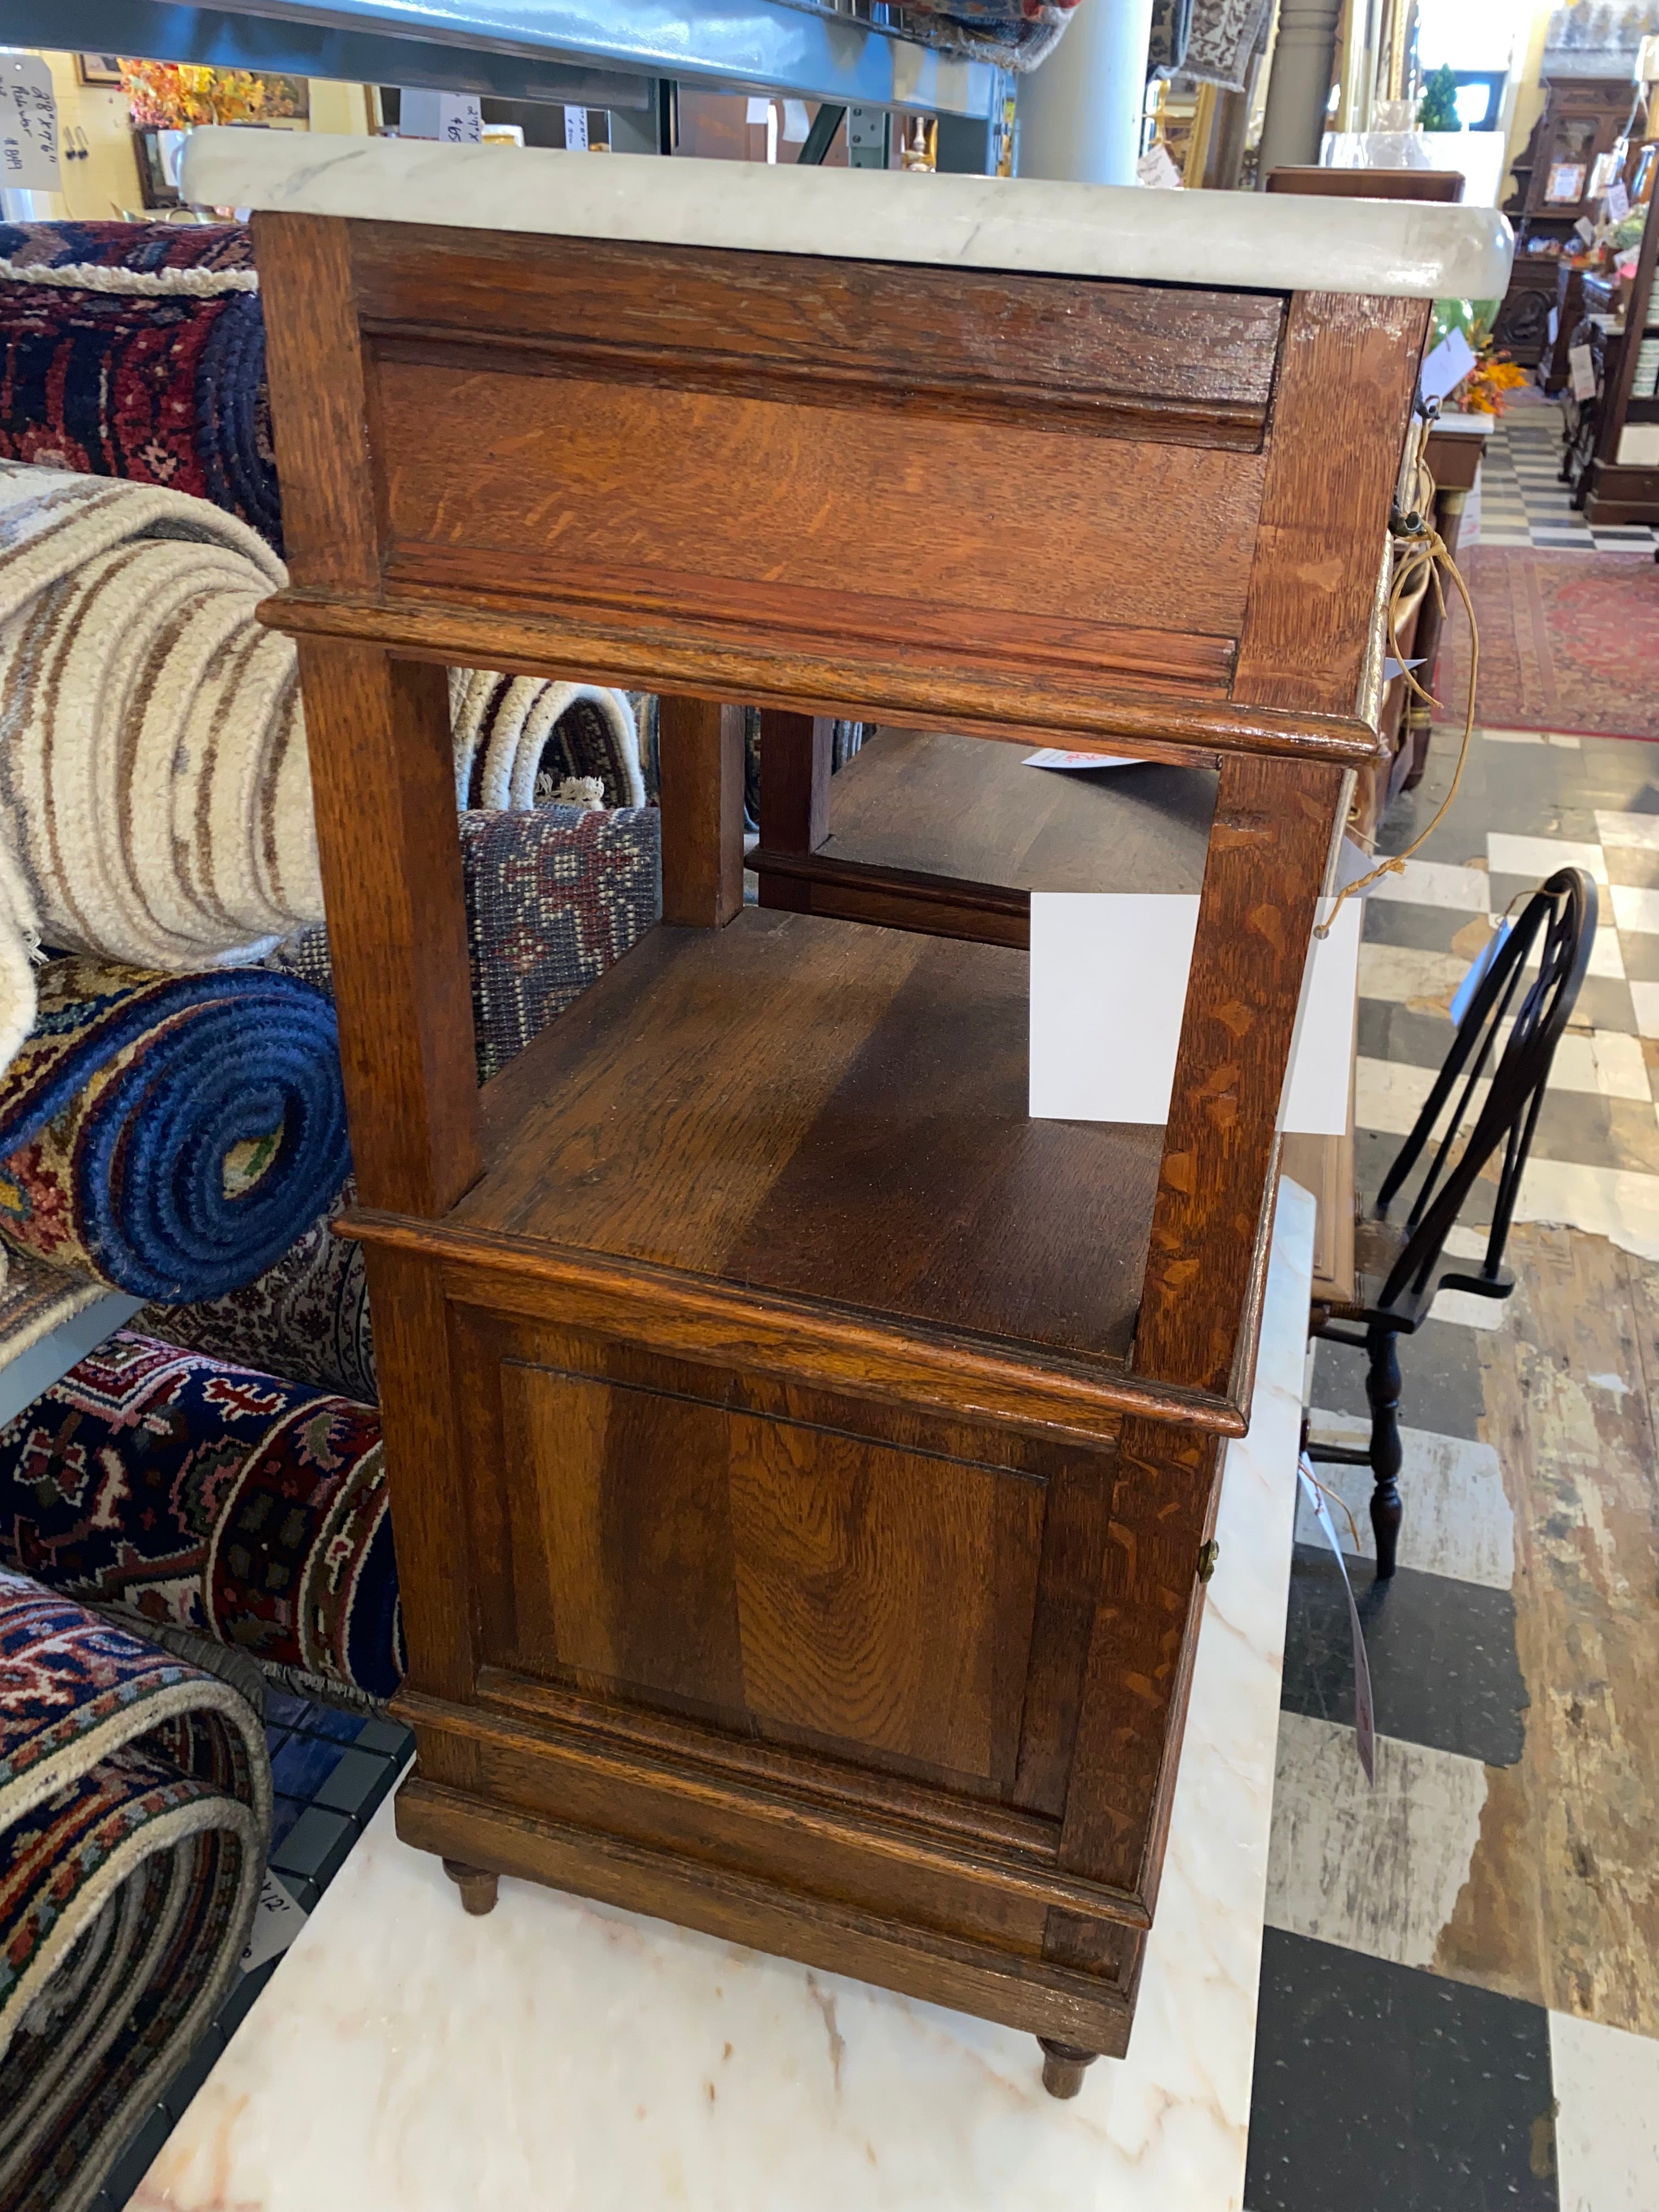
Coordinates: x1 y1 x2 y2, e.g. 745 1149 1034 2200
782 99 810 143
1570 342 1597 402
1418 327 1477 413
399 89 482 143
563 104 589 150
1028 893 1358 1133
1 54 60 191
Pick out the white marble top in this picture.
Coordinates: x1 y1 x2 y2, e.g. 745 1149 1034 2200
182 129 1512 300
136 1181 1316 2212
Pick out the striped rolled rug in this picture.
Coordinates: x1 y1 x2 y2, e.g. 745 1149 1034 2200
0 957 348 1304
0 1567 268 2212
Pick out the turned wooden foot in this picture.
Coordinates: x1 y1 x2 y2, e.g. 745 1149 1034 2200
1038 2037 1100 2099
442 1859 500 1916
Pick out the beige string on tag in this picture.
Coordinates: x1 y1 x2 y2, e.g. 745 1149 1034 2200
1316 474 1479 941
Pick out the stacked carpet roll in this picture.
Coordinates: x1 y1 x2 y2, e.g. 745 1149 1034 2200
0 957 348 1305
149 800 662 1397
450 670 645 811
0 1331 401 1705
0 1565 268 2212
0 219 279 550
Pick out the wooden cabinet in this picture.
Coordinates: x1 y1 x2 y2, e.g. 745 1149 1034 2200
1497 76 1634 364
215 133 1498 2090
1571 173 1659 527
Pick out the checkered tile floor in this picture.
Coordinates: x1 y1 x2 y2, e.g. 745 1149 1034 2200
1476 404 1659 553
1251 720 1659 2209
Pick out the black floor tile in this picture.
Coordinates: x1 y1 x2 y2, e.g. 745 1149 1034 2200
1360 900 1484 955
1281 1545 1528 1766
1355 996 1462 1073
314 1745 397 1819
270 1804 357 1888
269 1731 348 1801
1245 1929 1558 2212
100 2104 174 2208
1311 1315 1488 1444
159 2024 226 2119
215 1956 281 2040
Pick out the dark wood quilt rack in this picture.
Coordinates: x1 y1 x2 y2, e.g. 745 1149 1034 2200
251 199 1432 2095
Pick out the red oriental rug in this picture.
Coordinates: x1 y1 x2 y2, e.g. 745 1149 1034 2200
1438 547 1659 741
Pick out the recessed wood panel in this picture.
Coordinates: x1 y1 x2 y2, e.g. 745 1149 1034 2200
369 355 1263 656
726 1412 1042 1785
349 222 1286 445
498 1355 1045 1787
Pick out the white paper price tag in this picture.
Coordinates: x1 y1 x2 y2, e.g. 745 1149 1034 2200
399 89 482 144
239 1870 308 1975
1 54 60 193
1607 179 1631 222
1570 342 1598 403
563 104 589 150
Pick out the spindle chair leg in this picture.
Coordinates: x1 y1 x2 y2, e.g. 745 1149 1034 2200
1365 1322 1404 1579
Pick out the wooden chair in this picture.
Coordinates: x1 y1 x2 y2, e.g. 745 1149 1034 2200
1307 868 1598 1575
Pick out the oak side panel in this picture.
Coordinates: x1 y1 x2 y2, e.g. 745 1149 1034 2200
658 695 745 927
363 1244 479 1702
250 211 380 593
296 639 479 1216
1134 751 1342 1398
1232 291 1431 715
369 357 1264 646
349 221 1286 436
1058 1418 1220 1892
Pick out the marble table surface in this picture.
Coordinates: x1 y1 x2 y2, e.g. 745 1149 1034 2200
138 1180 1316 2212
179 128 1511 302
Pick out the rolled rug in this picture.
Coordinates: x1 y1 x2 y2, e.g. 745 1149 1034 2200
0 1331 400 1704
0 1566 268 2212
0 956 348 1304
0 460 319 975
450 669 645 811
146 800 663 1396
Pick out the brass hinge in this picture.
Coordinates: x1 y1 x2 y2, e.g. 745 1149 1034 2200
1197 1539 1221 1584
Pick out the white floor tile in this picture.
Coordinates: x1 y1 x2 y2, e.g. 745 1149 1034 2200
1516 1155 1659 1263
1483 729 1581 749
1595 810 1659 852
1545 1028 1653 1102
1300 1412 1515 1586
1549 2011 1659 2212
1369 859 1490 912
1629 980 1659 1039
1488 832 1610 885
1429 1286 1511 1330
1265 1712 1488 1971
1611 881 1659 935
1355 1053 1486 1138
1357 944 1469 1007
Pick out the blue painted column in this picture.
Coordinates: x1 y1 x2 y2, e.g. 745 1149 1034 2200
1013 0 1154 187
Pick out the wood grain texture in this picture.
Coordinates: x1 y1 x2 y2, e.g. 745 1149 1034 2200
1058 1417 1221 1893
368 357 1263 645
451 909 1161 1363
251 213 380 594
756 707 832 871
1135 751 1344 1397
1232 291 1431 716
294 640 479 1217
349 221 1285 444
396 1774 1135 2051
259 588 1387 767
658 695 744 927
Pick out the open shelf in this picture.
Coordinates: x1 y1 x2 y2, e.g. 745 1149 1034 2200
459 906 1160 1365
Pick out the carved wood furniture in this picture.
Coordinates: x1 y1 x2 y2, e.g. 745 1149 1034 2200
181 128 1509 2092
1498 76 1634 365
1573 181 1659 528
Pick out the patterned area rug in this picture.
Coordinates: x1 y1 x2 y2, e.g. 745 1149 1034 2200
0 1333 402 1702
0 219 280 550
0 1566 267 2212
1441 547 1659 739
0 958 348 1304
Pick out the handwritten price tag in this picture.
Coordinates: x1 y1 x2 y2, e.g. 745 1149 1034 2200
1 54 60 192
